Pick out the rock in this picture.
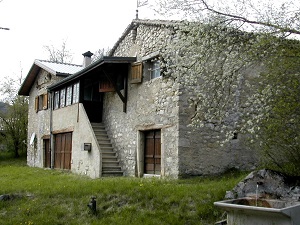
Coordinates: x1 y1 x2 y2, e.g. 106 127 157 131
0 194 10 201
225 191 235 199
225 169 300 202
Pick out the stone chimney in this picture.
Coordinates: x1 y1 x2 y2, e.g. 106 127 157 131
82 51 93 67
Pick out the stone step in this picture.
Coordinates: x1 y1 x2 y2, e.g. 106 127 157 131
102 154 116 159
98 143 113 148
94 130 108 135
102 171 124 177
102 161 120 166
91 122 105 127
101 146 114 151
91 122 123 177
102 152 117 158
102 166 122 171
95 133 109 138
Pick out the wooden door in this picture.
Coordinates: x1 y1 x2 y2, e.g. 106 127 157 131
44 139 51 168
54 133 72 170
144 130 161 175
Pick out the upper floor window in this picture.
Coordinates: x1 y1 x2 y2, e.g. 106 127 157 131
73 82 79 104
54 91 59 110
66 85 72 106
149 60 161 79
35 93 48 112
137 51 161 82
53 82 80 110
60 88 66 108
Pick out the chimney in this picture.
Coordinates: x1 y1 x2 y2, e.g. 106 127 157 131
82 51 93 67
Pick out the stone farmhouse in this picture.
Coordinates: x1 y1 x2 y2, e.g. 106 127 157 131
18 19 257 178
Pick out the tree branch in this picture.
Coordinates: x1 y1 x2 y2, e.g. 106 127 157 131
199 0 300 35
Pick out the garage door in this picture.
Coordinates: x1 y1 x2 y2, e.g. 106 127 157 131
54 132 72 170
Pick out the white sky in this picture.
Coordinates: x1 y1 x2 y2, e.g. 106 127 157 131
1 0 298 83
0 0 159 81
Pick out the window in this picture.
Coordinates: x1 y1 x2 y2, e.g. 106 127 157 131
54 91 60 110
35 96 39 112
73 82 79 104
43 93 48 110
149 60 161 79
53 82 79 110
60 88 66 108
35 93 48 112
66 85 72 106
141 51 161 81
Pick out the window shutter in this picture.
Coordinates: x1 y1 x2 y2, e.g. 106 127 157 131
35 96 39 113
131 62 143 84
99 78 115 92
43 93 48 110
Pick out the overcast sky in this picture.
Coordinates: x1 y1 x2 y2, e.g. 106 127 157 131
0 0 159 81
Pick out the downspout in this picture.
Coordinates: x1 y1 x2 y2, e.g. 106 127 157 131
49 91 55 169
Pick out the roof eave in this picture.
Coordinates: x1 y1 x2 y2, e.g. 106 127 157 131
48 56 137 91
18 63 40 96
34 60 57 76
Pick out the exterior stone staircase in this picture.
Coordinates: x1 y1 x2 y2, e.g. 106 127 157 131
91 123 123 177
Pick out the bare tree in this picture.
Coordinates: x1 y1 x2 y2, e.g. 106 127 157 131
44 40 73 63
91 48 110 62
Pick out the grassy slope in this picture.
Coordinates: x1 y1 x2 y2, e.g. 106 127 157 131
0 157 245 225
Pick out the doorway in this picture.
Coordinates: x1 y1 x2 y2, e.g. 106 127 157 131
144 130 161 175
44 139 51 168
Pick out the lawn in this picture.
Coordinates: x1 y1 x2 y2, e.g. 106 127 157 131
0 156 246 225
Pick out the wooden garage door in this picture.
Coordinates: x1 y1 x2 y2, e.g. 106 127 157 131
54 133 72 170
144 130 161 175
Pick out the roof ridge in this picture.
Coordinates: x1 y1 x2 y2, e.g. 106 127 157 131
133 19 182 26
36 59 82 67
109 19 182 56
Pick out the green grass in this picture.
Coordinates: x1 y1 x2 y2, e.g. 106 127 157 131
0 156 246 225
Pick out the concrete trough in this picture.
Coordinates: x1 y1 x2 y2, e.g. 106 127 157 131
214 198 300 225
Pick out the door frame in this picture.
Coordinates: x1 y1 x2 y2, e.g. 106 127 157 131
54 132 72 170
144 130 161 175
136 126 164 177
43 138 51 168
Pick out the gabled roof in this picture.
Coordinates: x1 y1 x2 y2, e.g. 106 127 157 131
18 60 83 96
35 60 83 76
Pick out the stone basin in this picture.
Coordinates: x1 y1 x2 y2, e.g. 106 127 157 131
214 198 300 225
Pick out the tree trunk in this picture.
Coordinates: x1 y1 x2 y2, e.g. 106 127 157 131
14 141 20 158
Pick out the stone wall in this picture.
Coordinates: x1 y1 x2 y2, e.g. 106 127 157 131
27 67 101 178
103 21 180 177
27 70 62 167
52 104 101 178
177 95 257 176
177 67 259 176
104 20 259 177
103 76 180 177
